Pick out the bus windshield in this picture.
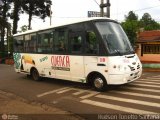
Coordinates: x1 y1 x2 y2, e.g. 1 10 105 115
95 22 134 55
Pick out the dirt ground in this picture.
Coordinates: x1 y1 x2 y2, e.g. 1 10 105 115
0 90 84 120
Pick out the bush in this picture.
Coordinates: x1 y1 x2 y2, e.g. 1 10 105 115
0 51 8 58
0 51 13 64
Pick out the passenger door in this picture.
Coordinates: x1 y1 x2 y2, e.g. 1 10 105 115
84 31 99 77
69 31 85 82
53 28 71 80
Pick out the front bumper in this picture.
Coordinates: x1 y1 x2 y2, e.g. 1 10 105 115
108 69 142 85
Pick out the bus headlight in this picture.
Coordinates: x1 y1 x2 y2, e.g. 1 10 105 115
113 65 121 70
113 65 117 69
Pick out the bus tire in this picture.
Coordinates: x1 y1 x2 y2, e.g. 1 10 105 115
92 74 107 92
27 74 31 78
31 68 40 81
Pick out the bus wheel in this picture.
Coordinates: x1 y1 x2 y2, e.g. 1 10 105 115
93 75 107 92
31 68 40 81
27 74 31 78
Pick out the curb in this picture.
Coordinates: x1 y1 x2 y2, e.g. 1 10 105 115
143 68 160 72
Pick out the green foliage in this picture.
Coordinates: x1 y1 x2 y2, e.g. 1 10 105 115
22 0 52 29
11 0 52 33
139 13 160 30
0 0 12 52
121 20 138 45
20 25 28 32
121 11 139 45
121 11 160 46
0 0 53 55
125 11 138 21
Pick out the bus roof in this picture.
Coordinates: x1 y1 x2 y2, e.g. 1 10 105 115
13 17 114 36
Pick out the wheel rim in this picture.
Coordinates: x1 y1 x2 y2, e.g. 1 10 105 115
94 78 104 89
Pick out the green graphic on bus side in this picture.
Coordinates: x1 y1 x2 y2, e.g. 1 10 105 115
13 53 21 69
40 56 48 62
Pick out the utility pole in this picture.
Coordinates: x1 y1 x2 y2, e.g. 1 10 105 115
100 0 104 17
100 0 111 18
106 0 111 18
49 5 52 26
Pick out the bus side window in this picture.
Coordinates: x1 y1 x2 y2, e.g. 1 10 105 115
71 35 82 53
70 33 83 54
24 34 30 52
24 34 36 53
85 31 98 54
37 30 53 53
14 36 24 53
30 34 37 52
58 40 65 51
55 29 68 53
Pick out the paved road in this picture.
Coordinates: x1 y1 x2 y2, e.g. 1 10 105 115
0 64 160 119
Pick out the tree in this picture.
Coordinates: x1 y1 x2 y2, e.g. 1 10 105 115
122 11 160 46
20 25 28 32
122 11 139 45
11 0 52 34
22 0 52 30
125 11 138 21
11 0 23 34
139 13 160 30
0 0 12 55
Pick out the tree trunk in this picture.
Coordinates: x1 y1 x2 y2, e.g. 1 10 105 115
28 3 33 30
0 0 7 54
0 27 5 52
28 13 32 30
12 0 20 34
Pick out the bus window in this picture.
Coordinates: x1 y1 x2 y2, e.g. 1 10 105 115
24 34 29 52
85 31 98 54
55 29 68 53
30 34 36 52
71 36 82 54
14 35 24 52
37 30 54 53
95 22 134 55
24 33 36 53
70 32 83 54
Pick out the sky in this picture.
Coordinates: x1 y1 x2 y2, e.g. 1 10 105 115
17 0 160 30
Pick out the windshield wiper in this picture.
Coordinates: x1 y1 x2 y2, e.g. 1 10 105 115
114 49 122 56
105 38 122 56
